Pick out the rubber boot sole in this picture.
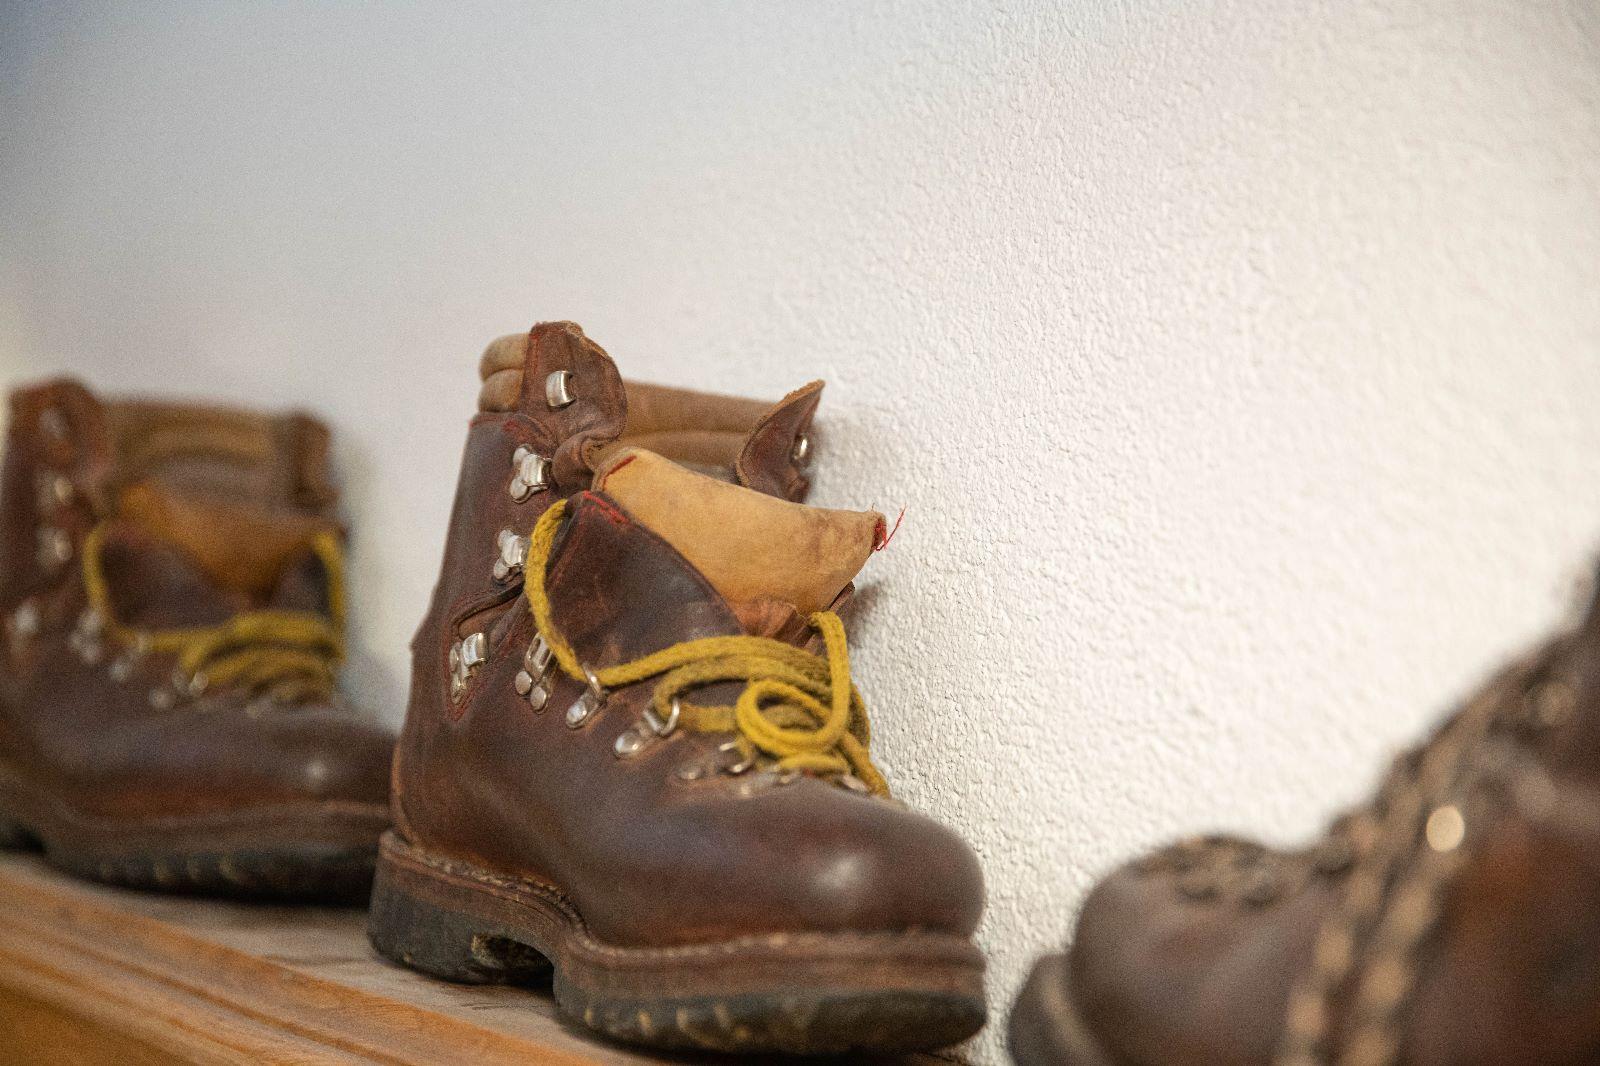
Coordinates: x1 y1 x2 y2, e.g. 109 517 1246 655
368 830 988 1055
0 766 387 903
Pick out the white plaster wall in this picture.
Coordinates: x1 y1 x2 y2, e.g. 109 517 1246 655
3 2 1600 1060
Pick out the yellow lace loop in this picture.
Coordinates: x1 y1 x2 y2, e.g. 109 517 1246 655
524 498 888 795
80 521 346 703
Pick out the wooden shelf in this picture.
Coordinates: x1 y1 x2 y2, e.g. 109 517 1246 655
0 853 948 1065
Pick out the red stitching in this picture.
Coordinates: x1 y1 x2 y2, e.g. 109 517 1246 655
584 491 630 527
598 454 636 491
873 507 906 551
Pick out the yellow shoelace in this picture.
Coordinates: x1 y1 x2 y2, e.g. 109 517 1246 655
81 521 346 703
524 498 889 795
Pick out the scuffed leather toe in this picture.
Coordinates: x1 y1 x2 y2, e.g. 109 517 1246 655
1067 853 1328 1066
573 774 985 949
253 703 396 808
761 781 985 939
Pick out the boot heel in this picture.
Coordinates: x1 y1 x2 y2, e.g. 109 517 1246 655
368 843 552 986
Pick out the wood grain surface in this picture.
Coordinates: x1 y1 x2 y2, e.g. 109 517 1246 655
0 853 950 1065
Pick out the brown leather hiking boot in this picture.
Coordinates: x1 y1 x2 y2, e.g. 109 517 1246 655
370 321 986 1055
1010 584 1600 1066
0 379 393 900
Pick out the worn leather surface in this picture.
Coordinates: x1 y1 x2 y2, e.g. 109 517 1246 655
1049 594 1600 1065
474 321 823 497
393 321 984 950
0 379 392 823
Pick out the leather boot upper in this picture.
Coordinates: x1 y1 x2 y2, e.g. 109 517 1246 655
0 379 392 820
1058 585 1600 1066
392 321 985 949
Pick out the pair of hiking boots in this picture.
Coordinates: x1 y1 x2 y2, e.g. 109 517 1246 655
1 320 1596 1064
0 321 981 1056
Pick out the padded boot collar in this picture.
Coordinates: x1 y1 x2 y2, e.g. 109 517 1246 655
475 320 823 501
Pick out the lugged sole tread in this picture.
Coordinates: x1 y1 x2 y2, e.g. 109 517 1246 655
367 833 986 1056
0 813 377 904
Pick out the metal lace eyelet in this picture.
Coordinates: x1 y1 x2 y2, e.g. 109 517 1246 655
718 739 755 776
615 698 682 760
8 601 40 645
565 667 605 728
839 774 871 794
6 603 37 661
492 529 530 582
674 739 757 782
509 446 551 502
523 683 549 712
36 527 71 571
545 370 575 409
35 473 72 511
173 670 208 698
613 726 649 759
526 635 554 674
68 610 103 664
514 635 553 710
1425 804 1466 853
643 697 681 738
448 631 487 700
1527 679 1577 730
733 768 806 798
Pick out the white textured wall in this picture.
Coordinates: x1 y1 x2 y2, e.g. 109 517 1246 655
4 2 1600 1061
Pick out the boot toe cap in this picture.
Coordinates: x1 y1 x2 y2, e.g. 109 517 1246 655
1066 848 1327 1065
588 777 985 947
789 795 984 938
261 705 395 808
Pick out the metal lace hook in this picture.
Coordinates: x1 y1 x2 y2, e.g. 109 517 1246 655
565 666 606 728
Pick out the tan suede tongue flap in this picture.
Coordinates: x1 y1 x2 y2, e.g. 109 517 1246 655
595 449 881 616
116 482 336 600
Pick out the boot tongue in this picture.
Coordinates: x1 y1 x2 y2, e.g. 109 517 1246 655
99 528 247 629
106 482 339 625
593 448 881 617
